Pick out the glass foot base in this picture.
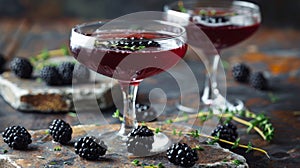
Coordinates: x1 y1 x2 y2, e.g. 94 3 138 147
177 93 244 113
99 130 171 157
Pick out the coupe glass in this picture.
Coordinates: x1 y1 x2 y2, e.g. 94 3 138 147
70 20 187 156
164 0 261 112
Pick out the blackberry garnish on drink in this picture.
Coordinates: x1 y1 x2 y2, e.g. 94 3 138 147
109 37 160 51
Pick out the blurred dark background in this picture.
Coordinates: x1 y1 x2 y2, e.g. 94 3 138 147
0 0 300 29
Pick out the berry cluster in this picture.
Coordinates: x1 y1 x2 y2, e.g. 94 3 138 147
40 62 90 86
200 15 229 24
74 136 107 160
211 122 238 148
110 37 160 51
166 142 198 167
126 125 154 156
232 63 268 90
8 56 90 86
10 57 33 79
49 119 73 144
2 119 108 160
2 125 32 150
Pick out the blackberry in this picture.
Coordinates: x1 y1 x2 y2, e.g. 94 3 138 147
136 103 157 122
49 119 72 144
0 53 6 73
166 143 198 167
57 62 75 85
200 15 229 24
74 136 107 160
73 64 90 82
10 57 33 79
211 122 238 148
40 66 62 86
2 125 32 150
126 125 154 156
232 63 251 83
111 37 160 51
250 72 268 90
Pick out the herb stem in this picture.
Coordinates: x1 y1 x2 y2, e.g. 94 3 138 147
174 111 267 140
197 134 270 159
146 126 270 158
231 116 266 140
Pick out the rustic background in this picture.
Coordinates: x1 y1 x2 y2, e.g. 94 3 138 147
0 0 300 29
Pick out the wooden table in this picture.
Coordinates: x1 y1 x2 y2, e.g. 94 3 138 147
1 19 300 167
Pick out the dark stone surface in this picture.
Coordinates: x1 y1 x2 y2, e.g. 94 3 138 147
0 124 248 168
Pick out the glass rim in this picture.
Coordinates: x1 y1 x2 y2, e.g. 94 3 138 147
164 0 260 14
71 19 187 41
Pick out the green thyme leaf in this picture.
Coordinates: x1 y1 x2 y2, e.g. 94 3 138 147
232 138 240 149
193 145 204 151
131 159 140 166
268 92 279 103
54 146 61 151
155 127 161 134
232 159 243 166
178 130 183 136
67 112 77 118
172 129 177 135
246 142 253 153
165 119 173 124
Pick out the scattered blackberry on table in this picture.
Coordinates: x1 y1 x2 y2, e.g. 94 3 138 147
232 63 251 83
166 142 198 167
73 64 90 82
57 62 75 85
74 136 107 160
49 119 72 144
40 66 62 86
211 122 238 148
250 72 268 90
111 37 160 51
2 125 32 150
0 53 6 73
10 57 33 79
126 125 154 156
136 103 157 122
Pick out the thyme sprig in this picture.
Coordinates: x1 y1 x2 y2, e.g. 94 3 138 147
111 108 272 158
178 1 187 13
30 45 70 70
146 126 270 158
172 109 274 141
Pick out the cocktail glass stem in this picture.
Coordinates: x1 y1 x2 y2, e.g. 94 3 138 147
202 52 244 111
202 54 220 105
118 81 139 137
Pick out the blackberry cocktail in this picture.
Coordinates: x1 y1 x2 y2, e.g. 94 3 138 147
165 0 261 111
70 20 187 156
